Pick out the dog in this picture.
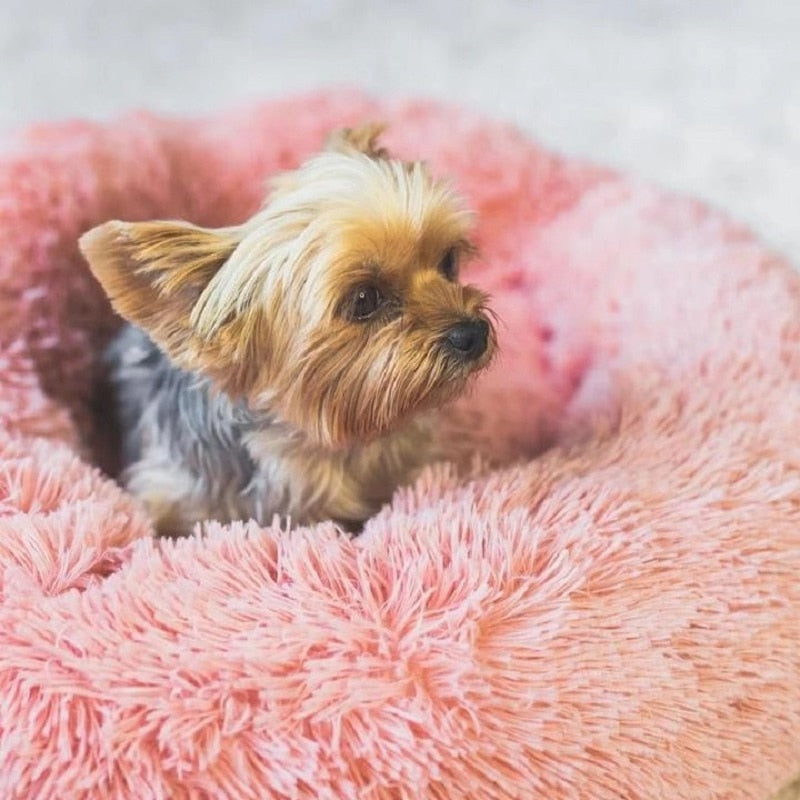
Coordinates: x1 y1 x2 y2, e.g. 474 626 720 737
79 124 496 535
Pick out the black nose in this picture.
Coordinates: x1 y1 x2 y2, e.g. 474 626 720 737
444 318 490 360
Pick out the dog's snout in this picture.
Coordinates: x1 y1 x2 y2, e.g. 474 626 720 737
444 318 490 360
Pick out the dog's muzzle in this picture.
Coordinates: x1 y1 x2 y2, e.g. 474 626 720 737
443 318 490 361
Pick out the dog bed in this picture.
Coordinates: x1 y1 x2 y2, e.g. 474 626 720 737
1 90 799 800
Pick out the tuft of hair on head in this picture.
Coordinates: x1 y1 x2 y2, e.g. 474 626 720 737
79 219 241 369
324 122 389 159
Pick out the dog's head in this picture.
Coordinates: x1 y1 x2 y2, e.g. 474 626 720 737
80 124 496 448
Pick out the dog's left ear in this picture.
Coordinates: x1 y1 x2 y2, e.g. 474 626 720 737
325 123 389 159
79 220 240 367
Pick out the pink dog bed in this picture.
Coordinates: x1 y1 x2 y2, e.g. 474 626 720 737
1 90 799 799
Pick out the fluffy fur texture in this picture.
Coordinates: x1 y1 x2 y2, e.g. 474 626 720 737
0 91 799 799
78 125 494 535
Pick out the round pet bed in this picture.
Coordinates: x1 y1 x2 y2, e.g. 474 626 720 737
0 90 799 799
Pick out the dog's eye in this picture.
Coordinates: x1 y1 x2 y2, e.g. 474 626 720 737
439 248 459 281
351 285 383 320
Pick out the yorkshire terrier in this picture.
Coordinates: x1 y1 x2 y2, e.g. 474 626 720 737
79 124 495 536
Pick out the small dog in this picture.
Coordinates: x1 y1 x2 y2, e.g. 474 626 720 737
80 124 495 535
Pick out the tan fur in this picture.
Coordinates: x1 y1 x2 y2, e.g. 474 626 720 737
325 123 389 158
80 124 496 534
80 221 240 370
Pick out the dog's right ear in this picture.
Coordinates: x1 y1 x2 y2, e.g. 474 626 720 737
79 220 240 367
325 123 389 159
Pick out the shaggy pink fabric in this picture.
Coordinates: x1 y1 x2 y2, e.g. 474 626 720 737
1 90 799 800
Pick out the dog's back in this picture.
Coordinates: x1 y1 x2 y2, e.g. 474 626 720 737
104 324 260 532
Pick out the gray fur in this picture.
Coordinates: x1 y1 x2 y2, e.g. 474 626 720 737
106 325 263 510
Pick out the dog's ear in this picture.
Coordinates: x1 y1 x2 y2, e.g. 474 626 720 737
325 122 389 159
79 220 239 367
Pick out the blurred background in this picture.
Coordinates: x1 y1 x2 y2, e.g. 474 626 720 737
1 0 797 261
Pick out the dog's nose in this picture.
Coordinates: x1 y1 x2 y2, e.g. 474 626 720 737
444 318 490 360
